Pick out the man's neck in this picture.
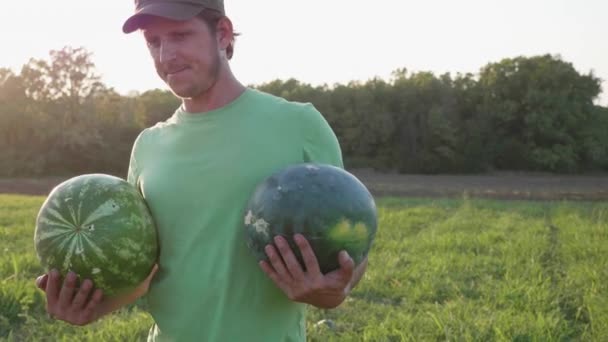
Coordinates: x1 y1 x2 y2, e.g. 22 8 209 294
182 68 246 114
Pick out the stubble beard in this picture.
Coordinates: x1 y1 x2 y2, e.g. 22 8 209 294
165 50 222 100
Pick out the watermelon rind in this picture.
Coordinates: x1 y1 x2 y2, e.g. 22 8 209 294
244 164 377 274
34 174 158 297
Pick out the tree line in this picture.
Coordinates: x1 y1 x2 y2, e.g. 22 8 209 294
1 46 606 177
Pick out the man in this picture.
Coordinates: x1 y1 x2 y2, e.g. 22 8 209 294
35 0 368 340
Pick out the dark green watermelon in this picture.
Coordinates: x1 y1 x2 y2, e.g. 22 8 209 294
244 164 377 274
34 174 158 297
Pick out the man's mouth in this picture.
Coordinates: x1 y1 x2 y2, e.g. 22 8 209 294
167 67 188 76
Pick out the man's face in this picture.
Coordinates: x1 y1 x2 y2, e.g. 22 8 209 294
141 16 221 99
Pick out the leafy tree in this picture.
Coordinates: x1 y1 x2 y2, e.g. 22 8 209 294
1 48 606 176
478 54 601 171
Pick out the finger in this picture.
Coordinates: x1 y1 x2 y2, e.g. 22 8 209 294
265 244 291 281
71 279 93 310
36 274 49 291
274 236 305 280
82 289 103 321
337 251 355 282
294 234 320 275
142 264 159 290
259 260 287 289
58 271 78 309
148 264 159 280
45 269 61 308
357 256 369 271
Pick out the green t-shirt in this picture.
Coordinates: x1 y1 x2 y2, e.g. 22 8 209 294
127 88 343 341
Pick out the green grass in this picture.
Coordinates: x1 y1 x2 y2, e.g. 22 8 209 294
1 194 607 341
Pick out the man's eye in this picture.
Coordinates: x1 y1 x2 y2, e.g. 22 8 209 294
146 39 160 48
173 33 187 40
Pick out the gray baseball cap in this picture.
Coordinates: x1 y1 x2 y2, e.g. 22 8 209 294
123 0 225 33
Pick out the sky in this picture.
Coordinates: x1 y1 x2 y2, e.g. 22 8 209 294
1 0 607 105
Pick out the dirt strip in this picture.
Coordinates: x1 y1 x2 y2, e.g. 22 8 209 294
1 171 607 201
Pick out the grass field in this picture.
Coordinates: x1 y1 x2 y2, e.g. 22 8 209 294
1 194 607 341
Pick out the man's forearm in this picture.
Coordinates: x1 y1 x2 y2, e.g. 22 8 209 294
95 263 157 319
95 281 149 319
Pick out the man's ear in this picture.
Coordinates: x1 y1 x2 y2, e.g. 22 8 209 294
216 17 234 51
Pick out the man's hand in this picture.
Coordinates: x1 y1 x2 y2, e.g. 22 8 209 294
260 234 367 309
35 264 158 326
35 269 104 326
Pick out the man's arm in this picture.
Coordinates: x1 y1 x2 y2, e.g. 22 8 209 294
95 264 157 317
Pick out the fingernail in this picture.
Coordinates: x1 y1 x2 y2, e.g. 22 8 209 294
50 269 59 278
274 236 282 244
81 279 92 289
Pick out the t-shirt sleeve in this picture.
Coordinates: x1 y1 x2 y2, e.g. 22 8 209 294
127 129 148 188
300 104 344 168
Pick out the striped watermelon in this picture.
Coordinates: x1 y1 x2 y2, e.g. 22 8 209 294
34 174 158 297
244 164 377 274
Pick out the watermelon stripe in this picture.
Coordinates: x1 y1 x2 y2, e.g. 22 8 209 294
39 232 72 248
37 217 74 232
75 235 87 262
82 199 121 226
57 234 78 270
45 208 74 227
80 232 110 262
67 203 78 225
78 182 91 200
76 201 83 224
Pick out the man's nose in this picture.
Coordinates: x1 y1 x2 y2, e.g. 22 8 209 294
159 41 176 63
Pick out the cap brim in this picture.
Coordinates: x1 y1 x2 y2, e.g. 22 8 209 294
122 2 205 33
